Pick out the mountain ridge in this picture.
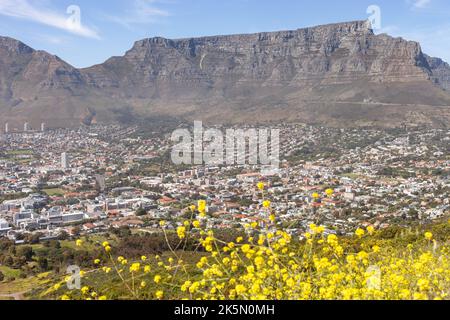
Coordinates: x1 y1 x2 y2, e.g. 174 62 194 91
1 20 450 130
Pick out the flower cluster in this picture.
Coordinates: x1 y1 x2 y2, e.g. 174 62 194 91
59 184 450 301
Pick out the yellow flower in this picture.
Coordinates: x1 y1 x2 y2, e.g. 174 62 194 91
117 256 124 263
121 259 128 265
81 286 90 295
177 226 186 239
316 226 325 234
76 239 83 247
140 281 147 288
372 245 380 253
94 259 101 265
312 192 320 199
98 296 107 300
190 205 197 211
141 256 147 261
53 283 61 290
61 295 70 300
102 241 109 247
235 285 247 295
367 226 375 235
424 232 433 241
159 220 166 227
144 265 151 273
241 244 251 253
154 275 162 284
155 291 164 299
257 182 265 191
325 188 334 196
198 200 207 212
355 228 365 238
263 200 271 208
104 245 111 253
254 256 265 268
129 262 140 273
193 220 201 228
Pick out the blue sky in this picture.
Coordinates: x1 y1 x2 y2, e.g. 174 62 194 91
0 0 449 68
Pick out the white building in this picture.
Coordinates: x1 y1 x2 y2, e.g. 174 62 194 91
61 152 70 169
0 219 11 235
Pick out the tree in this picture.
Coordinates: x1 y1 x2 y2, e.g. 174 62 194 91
17 246 34 261
0 271 4 282
37 257 49 271
135 208 147 216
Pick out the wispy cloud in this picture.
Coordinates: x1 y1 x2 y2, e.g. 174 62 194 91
0 0 100 39
105 0 170 29
412 0 432 9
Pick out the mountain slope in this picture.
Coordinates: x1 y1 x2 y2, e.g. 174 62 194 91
1 20 450 129
0 37 118 129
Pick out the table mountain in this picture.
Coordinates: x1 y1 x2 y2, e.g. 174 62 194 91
1 20 450 130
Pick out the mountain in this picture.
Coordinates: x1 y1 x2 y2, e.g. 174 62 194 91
426 55 450 91
1 20 450 130
0 36 119 128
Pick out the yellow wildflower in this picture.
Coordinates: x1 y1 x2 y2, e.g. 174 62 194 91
155 291 164 299
177 226 186 239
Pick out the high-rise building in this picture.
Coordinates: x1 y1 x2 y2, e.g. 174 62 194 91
61 152 70 169
4 123 9 133
24 122 29 132
41 123 46 132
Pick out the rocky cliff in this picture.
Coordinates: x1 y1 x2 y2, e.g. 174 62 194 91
1 20 450 129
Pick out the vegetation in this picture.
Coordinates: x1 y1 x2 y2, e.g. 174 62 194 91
36 184 450 301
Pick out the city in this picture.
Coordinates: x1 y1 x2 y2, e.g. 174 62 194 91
1 124 448 243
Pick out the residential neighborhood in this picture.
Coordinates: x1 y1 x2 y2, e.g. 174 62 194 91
0 124 448 244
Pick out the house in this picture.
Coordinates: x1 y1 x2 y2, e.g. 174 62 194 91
0 219 11 235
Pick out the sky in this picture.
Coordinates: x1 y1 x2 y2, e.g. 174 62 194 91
0 0 449 68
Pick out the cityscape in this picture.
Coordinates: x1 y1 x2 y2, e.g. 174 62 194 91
1 124 448 243
0 0 449 307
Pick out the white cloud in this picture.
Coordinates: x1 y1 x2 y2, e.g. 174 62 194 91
0 0 100 39
105 0 170 29
412 0 432 9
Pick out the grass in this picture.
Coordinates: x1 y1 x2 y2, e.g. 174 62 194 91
0 272 52 296
340 173 362 180
36 251 206 300
0 266 23 279
6 150 33 156
43 188 65 196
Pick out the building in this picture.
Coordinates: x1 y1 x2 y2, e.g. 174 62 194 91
13 210 34 227
61 152 70 169
4 123 9 133
24 122 29 132
0 219 11 235
41 123 46 132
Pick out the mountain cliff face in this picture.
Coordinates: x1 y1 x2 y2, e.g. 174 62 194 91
426 55 450 91
1 20 450 129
